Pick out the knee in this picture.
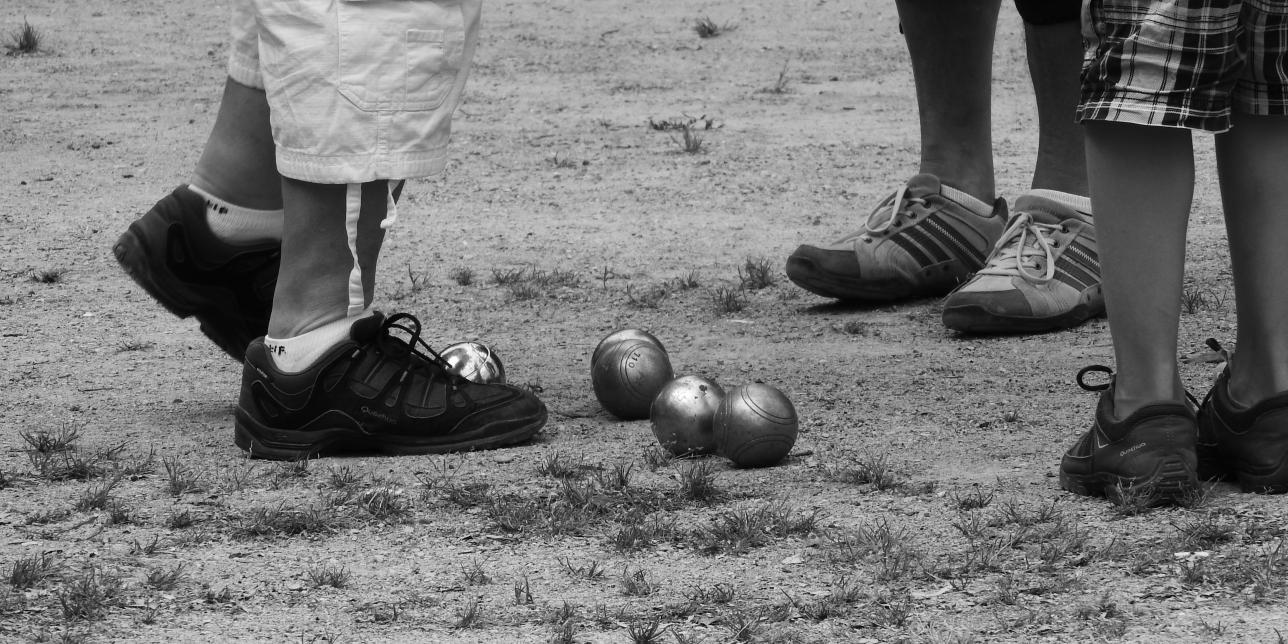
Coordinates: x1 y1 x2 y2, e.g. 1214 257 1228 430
1013 0 1080 25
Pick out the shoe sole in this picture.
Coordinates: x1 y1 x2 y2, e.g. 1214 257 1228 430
1059 456 1196 505
1198 448 1288 494
785 256 945 301
113 227 252 361
233 405 548 460
941 302 1102 334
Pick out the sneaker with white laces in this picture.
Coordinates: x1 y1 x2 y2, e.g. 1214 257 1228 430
785 174 1006 301
942 191 1102 334
235 312 547 460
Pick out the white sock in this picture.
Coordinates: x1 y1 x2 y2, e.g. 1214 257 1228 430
188 184 284 244
1026 188 1093 215
264 311 374 373
939 184 994 217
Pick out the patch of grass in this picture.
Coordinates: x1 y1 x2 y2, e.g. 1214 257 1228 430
620 567 655 596
758 59 792 94
452 597 484 629
558 556 606 580
536 451 588 479
827 518 923 581
824 453 907 492
952 486 996 510
610 515 679 553
461 559 490 585
594 462 633 491
115 340 155 353
162 455 204 496
737 257 776 290
306 562 351 589
693 503 821 555
626 617 667 644
626 283 670 309
838 320 880 336
236 502 343 538
670 125 706 154
720 607 764 642
9 552 59 589
676 460 725 503
58 566 122 621
21 424 82 453
356 486 414 523
872 590 914 628
550 153 580 169
73 474 124 512
143 564 185 591
5 19 42 56
129 534 162 556
1181 287 1226 314
647 115 716 132
273 458 312 483
30 267 67 283
492 266 530 285
642 445 673 471
448 266 476 286
513 575 533 605
711 286 747 315
391 263 429 301
693 16 736 38
507 282 542 301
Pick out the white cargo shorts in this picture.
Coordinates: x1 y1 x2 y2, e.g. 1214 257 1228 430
226 0 480 183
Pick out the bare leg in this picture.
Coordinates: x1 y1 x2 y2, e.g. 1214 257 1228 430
895 0 1002 202
190 78 283 210
1024 20 1088 195
1084 121 1193 415
269 179 388 338
1215 113 1288 404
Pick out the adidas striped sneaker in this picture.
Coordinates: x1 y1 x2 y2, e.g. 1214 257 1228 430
785 174 1006 301
942 191 1103 334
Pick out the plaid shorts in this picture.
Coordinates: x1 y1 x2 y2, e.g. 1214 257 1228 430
226 0 480 183
1077 0 1288 132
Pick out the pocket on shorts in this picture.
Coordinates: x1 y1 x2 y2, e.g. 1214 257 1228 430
336 0 468 112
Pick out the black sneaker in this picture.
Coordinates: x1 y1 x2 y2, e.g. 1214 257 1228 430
1197 342 1288 493
1059 365 1198 504
234 312 547 459
113 186 279 362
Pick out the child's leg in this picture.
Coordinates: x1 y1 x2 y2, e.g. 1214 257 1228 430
268 179 388 339
1083 121 1194 414
1215 113 1288 403
190 79 283 210
896 0 1002 202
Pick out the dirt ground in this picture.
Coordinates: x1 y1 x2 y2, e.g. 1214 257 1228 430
2 1 1286 642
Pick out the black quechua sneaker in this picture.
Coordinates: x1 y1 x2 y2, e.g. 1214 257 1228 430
235 312 547 459
113 186 278 362
1059 365 1198 504
1196 342 1288 493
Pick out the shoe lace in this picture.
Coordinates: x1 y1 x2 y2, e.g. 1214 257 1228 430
975 212 1062 283
1076 365 1114 392
1077 364 1202 408
863 184 929 235
1197 337 1231 410
376 312 468 386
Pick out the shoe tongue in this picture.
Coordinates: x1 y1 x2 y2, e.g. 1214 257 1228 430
348 312 387 342
1012 195 1077 225
904 173 944 199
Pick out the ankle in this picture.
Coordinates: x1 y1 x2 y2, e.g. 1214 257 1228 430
187 184 283 245
264 312 372 372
